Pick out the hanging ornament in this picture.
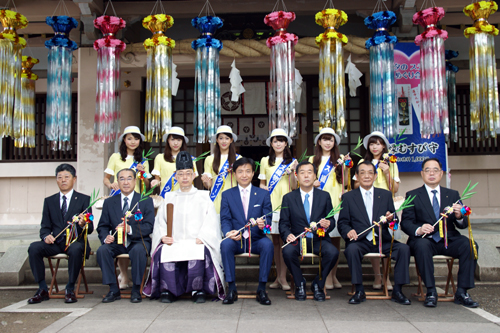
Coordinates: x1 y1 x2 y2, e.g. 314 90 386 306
0 9 27 138
45 15 78 151
315 6 347 137
192 5 223 143
445 50 459 143
13 56 38 148
464 1 500 141
93 15 126 143
365 9 398 138
413 6 449 139
229 59 245 102
143 13 175 142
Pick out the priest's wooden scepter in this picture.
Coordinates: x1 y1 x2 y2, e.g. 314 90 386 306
166 203 174 245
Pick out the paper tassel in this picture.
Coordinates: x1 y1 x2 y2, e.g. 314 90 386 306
365 10 398 138
172 63 180 96
413 7 449 139
265 10 298 137
464 1 500 141
13 56 38 148
143 14 175 142
192 15 223 143
294 68 303 103
445 50 459 143
345 54 362 97
0 10 27 138
229 60 245 102
93 15 126 143
315 8 347 137
45 15 78 151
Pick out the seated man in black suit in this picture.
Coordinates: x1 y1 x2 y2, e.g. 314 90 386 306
27 163 93 304
338 160 411 305
401 158 478 308
280 161 339 302
96 168 155 303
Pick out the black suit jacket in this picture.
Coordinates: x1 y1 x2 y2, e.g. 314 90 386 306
337 187 395 243
279 188 335 244
39 191 93 249
97 192 154 245
401 185 468 242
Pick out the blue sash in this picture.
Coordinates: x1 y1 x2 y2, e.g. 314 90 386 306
111 159 142 196
159 156 196 198
209 154 240 202
268 159 295 195
318 158 334 190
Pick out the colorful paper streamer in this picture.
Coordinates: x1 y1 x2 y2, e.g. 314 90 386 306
445 50 459 143
413 7 449 139
13 56 38 148
143 14 175 142
45 15 78 151
464 1 500 141
265 10 298 137
93 15 126 143
365 10 398 138
192 15 223 143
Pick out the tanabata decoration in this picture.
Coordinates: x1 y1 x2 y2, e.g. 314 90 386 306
45 15 78 151
445 50 459 143
0 9 27 138
365 9 398 138
93 15 126 143
413 6 449 139
192 11 223 143
265 6 298 137
315 6 347 137
143 12 175 142
464 1 500 141
13 56 38 148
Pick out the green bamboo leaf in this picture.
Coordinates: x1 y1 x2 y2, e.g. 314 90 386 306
325 201 342 219
298 149 309 163
395 195 416 213
193 151 210 162
461 181 472 199
351 151 362 158
467 182 478 193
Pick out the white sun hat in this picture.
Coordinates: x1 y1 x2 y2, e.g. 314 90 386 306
162 126 189 144
314 127 341 146
266 128 292 147
363 131 390 149
212 125 238 142
118 126 145 143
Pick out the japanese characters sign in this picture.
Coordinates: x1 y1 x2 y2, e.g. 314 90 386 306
393 43 447 172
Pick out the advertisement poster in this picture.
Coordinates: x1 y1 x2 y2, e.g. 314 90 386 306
393 42 447 172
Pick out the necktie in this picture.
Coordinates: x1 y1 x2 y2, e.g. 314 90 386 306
242 189 248 220
304 193 310 223
61 195 67 219
365 191 373 241
123 197 129 216
431 190 441 242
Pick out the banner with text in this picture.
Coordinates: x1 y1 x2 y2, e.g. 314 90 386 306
393 42 447 172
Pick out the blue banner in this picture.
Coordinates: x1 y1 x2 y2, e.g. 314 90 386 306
393 42 447 172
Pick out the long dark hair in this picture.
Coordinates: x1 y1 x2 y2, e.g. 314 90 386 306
363 135 388 161
119 133 144 163
312 134 342 184
212 133 237 174
268 136 293 166
163 134 187 163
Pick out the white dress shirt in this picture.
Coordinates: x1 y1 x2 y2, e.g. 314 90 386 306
60 189 74 210
300 188 313 217
121 192 135 235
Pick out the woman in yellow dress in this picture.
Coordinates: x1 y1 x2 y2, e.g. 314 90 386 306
150 127 198 195
201 125 241 214
354 131 400 291
259 128 297 291
309 127 345 290
102 126 151 289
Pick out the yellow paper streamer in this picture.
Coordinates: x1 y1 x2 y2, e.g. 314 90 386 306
439 220 444 238
372 228 376 245
65 228 70 246
468 219 479 260
117 226 123 244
